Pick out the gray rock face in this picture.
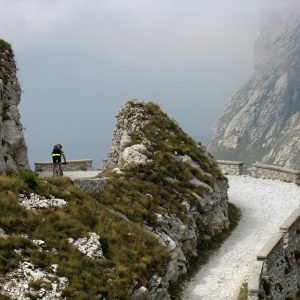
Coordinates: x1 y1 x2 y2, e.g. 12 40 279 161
209 1 300 169
0 39 28 175
103 100 152 170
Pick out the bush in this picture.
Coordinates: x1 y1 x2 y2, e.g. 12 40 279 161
14 170 38 190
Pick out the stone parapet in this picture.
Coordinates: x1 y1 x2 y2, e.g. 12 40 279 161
35 160 93 172
217 160 243 175
247 261 264 300
247 208 300 299
251 163 300 182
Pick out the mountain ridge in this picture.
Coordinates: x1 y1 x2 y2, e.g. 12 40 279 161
209 2 300 169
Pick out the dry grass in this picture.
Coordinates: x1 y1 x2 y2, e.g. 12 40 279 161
0 173 169 299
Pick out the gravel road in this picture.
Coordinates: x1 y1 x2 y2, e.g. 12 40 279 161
39 170 101 179
181 175 300 300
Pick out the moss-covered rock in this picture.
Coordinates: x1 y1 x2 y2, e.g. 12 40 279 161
100 100 229 298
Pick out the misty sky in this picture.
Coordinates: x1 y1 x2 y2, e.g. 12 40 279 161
0 0 268 168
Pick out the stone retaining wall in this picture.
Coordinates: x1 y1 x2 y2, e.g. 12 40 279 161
248 208 300 299
251 163 300 183
73 177 110 194
35 160 93 172
217 160 243 175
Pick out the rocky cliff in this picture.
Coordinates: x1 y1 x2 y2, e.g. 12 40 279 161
209 1 300 169
103 100 229 298
0 39 28 174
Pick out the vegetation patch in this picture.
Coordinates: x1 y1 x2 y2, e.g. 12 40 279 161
238 282 248 300
0 39 14 84
0 173 169 299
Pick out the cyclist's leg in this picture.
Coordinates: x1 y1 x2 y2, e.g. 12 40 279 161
52 159 56 176
53 157 62 176
58 163 63 176
53 163 58 176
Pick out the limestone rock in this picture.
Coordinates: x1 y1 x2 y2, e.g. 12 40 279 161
18 193 67 210
209 1 300 169
68 232 105 260
0 39 28 174
1 260 69 300
103 100 152 169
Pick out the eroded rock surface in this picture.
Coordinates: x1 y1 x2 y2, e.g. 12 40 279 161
103 101 152 170
0 39 28 174
0 260 68 300
209 1 300 169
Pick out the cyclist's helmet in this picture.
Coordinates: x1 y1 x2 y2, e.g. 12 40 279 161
54 144 62 149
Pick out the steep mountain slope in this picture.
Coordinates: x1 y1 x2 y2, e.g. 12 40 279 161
0 100 229 299
209 1 300 169
0 39 28 174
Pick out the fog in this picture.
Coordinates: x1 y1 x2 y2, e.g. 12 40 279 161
0 0 270 167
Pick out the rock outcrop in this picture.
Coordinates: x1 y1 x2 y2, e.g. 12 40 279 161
209 1 300 169
1 260 69 300
0 39 28 174
103 100 229 299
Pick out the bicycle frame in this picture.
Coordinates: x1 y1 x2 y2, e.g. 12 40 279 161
53 163 63 176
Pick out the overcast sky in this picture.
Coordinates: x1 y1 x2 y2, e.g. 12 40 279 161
0 0 268 168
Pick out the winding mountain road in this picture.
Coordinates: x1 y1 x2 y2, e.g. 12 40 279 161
181 175 300 300
62 172 300 299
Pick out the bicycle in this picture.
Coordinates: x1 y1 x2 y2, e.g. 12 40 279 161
53 162 67 176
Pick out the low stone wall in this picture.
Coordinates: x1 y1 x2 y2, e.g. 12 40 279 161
217 160 243 175
73 177 110 194
251 163 300 183
248 208 300 299
35 160 93 172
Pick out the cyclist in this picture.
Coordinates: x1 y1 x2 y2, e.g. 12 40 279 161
52 144 67 176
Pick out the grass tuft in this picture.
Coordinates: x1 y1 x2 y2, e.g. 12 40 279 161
238 282 248 300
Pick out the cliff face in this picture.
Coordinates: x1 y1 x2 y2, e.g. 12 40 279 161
209 1 300 169
0 39 28 174
103 100 229 298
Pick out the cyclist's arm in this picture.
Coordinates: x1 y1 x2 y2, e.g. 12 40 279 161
62 153 67 163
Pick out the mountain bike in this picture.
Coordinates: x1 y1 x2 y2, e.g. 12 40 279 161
53 162 67 176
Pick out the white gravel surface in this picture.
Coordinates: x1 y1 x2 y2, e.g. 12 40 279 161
182 175 300 300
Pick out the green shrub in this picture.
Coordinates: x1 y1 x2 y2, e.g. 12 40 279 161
14 170 38 190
